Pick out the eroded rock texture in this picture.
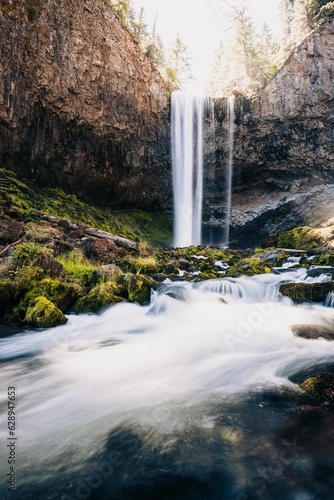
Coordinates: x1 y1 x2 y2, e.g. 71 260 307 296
0 0 170 209
207 18 334 246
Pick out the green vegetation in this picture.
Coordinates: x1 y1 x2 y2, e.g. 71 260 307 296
125 273 156 304
207 0 334 98
27 7 39 22
56 250 97 287
74 282 125 313
277 226 320 249
227 256 271 277
300 368 334 401
317 1 334 19
25 297 67 328
0 168 172 246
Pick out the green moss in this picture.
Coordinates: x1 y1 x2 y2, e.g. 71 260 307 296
277 227 320 250
226 256 270 277
73 282 125 313
272 202 293 222
0 168 172 246
300 368 334 401
27 7 39 22
195 271 220 282
13 242 48 260
17 278 84 315
125 273 156 305
279 282 334 302
317 2 334 21
130 256 160 275
25 297 67 328
56 250 97 287
312 252 334 267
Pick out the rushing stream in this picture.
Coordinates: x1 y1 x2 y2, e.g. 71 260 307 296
1 270 334 499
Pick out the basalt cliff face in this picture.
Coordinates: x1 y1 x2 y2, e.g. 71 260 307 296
0 0 170 209
208 18 334 247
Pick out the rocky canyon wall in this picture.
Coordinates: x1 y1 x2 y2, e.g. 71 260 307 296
0 0 170 209
208 18 334 246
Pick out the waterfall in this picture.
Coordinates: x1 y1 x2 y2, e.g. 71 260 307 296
223 95 235 247
171 92 213 248
325 291 334 307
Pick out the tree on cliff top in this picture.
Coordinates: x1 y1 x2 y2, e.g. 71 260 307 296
106 0 129 22
279 0 334 54
164 34 194 91
207 8 280 98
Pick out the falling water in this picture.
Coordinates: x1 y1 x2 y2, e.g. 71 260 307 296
171 92 213 247
325 291 334 307
223 95 235 247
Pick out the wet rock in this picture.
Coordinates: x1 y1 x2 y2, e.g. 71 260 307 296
92 264 123 283
291 324 334 341
178 258 190 270
18 278 85 315
81 237 119 263
73 282 125 314
125 273 157 305
300 368 334 402
0 220 24 244
280 282 334 302
307 248 320 257
165 262 176 275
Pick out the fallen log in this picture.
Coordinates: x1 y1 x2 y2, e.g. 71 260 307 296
31 210 138 250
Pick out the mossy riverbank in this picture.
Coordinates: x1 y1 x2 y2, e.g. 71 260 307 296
2 167 334 328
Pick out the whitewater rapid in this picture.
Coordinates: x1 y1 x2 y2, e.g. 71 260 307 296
1 269 334 496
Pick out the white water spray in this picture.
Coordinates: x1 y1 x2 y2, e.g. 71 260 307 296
223 95 235 247
171 92 213 247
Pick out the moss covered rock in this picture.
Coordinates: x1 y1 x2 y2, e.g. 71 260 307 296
73 282 125 313
125 273 157 305
300 368 334 401
291 324 334 340
195 271 220 282
227 256 271 277
24 296 67 328
17 278 85 315
277 227 321 250
280 282 334 302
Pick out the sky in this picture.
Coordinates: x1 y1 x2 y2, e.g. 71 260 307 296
132 0 281 92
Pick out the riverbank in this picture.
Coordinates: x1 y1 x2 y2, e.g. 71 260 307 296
1 167 334 329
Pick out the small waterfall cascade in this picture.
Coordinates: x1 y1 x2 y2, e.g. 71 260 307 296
171 91 214 248
325 291 334 307
223 95 235 247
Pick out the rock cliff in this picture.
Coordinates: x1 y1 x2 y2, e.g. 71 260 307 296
0 0 170 209
208 18 334 246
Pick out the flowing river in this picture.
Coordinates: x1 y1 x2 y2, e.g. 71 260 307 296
1 269 334 499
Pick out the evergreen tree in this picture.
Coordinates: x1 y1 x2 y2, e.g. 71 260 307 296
106 0 129 22
207 7 280 98
290 0 310 46
165 34 194 91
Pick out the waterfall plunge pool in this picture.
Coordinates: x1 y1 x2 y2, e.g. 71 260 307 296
1 271 334 499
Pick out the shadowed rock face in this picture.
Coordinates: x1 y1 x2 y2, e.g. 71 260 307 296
0 0 171 209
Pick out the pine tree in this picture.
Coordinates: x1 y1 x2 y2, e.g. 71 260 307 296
207 7 282 97
165 34 194 91
290 0 311 46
